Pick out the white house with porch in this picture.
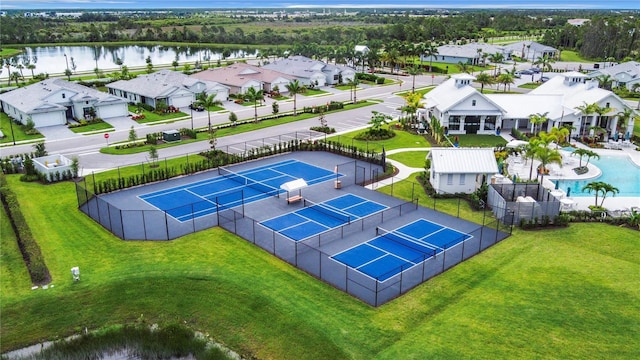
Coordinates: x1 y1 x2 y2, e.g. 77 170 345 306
417 74 506 135
0 79 127 127
428 148 499 194
418 72 635 140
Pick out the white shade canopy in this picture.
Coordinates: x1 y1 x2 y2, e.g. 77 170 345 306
280 179 308 192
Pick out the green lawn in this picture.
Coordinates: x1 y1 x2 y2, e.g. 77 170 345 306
517 82 540 89
90 153 208 183
2 175 638 359
302 89 329 96
560 50 593 63
450 134 507 148
396 86 435 97
327 126 430 152
0 113 44 144
69 121 114 134
128 105 188 124
386 150 429 168
0 47 23 58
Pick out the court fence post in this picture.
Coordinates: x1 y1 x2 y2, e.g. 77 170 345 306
164 210 169 240
142 210 148 241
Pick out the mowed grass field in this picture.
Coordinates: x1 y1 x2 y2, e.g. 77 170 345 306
1 175 639 359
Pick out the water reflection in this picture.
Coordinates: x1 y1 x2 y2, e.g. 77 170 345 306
0 45 257 79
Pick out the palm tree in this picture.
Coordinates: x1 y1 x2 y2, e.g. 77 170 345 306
595 74 614 90
421 42 438 72
496 72 515 92
529 112 549 136
535 146 562 183
533 54 555 79
582 181 619 208
405 65 423 93
615 107 634 135
575 102 598 137
347 77 360 103
457 61 472 74
196 92 223 132
523 139 541 180
245 87 264 123
549 126 570 146
381 48 400 74
285 80 305 116
571 148 600 168
475 72 495 93
26 63 36 78
592 103 612 137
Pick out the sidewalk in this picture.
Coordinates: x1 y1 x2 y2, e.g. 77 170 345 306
364 147 429 190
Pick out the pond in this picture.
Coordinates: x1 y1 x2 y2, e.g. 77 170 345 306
0 45 258 79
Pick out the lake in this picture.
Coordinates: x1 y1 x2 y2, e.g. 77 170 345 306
0 45 258 79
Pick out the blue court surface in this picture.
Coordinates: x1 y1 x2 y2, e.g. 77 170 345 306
260 194 388 241
332 219 472 281
139 160 338 221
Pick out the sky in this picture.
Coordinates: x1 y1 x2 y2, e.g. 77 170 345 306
1 0 639 10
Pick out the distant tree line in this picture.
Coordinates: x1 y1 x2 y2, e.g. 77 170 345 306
1 10 638 61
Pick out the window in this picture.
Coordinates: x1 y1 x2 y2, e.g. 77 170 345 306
447 174 453 185
449 116 461 128
484 116 497 130
459 174 466 185
472 100 476 106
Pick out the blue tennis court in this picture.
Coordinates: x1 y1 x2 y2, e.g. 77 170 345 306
139 160 338 221
260 194 388 241
332 219 472 281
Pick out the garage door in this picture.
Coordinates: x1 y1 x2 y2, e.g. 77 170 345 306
171 94 193 108
33 111 65 127
98 103 127 119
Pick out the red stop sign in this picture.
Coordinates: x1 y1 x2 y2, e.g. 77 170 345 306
104 133 110 139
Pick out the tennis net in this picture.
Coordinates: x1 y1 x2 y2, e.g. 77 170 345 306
303 199 351 224
219 166 281 198
376 226 437 257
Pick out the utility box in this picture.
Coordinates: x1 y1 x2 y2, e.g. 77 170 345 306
162 130 181 142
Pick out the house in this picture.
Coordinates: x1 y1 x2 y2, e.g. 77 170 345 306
427 148 499 194
504 41 558 62
417 74 506 135
263 56 355 87
0 79 127 127
567 18 591 26
107 70 229 109
417 72 635 139
420 43 511 66
587 61 640 91
190 62 294 95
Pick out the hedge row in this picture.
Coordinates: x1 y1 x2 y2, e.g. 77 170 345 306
0 174 51 284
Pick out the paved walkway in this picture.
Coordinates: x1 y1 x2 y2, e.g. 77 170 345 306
364 147 429 190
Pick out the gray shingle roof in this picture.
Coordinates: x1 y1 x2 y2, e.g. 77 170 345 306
108 69 226 98
0 78 124 114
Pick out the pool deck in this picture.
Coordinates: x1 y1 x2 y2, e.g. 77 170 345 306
503 135 640 212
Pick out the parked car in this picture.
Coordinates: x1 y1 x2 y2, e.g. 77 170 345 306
189 103 205 111
515 69 535 77
540 76 550 82
529 67 541 73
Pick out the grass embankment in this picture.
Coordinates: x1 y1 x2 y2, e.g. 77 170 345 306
386 151 429 168
0 113 44 144
560 50 593 63
69 121 114 134
1 175 638 359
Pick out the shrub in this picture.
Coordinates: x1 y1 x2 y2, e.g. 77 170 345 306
0 174 51 284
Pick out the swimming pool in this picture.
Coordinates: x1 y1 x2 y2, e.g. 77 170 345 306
556 153 640 197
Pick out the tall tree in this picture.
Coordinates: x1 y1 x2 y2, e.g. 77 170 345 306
475 72 495 93
405 64 423 93
285 80 305 116
533 54 555 78
529 112 549 135
197 92 222 132
245 87 264 123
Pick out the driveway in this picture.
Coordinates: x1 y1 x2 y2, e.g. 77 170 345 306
36 125 77 141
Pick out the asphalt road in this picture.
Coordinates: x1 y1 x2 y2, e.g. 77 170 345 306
0 72 447 173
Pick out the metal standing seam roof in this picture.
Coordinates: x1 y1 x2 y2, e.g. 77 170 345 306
429 148 499 174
